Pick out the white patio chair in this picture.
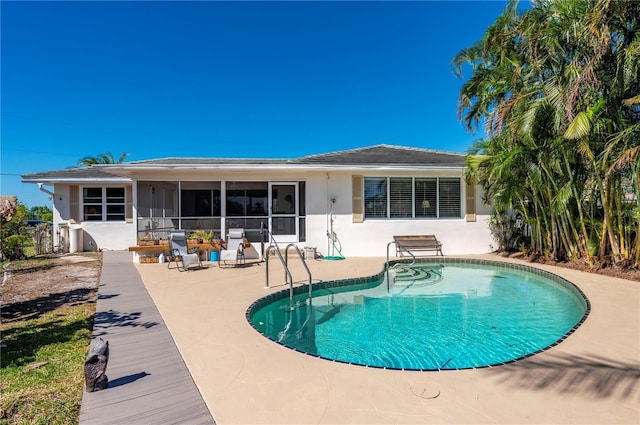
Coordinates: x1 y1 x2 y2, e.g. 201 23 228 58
167 230 202 271
219 228 246 267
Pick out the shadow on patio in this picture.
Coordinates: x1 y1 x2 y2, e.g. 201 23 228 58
494 352 640 400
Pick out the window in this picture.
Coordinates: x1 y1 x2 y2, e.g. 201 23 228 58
181 182 221 217
415 178 437 218
438 178 462 217
182 190 214 217
363 177 461 219
106 188 125 221
389 178 412 218
83 188 103 221
137 181 178 218
364 178 387 218
83 187 125 221
226 182 268 217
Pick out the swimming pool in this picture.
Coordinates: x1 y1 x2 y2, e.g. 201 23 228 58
247 258 590 371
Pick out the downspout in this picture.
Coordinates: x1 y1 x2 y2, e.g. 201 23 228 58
37 183 55 198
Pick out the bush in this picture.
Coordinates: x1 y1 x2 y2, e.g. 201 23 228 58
1 200 30 261
1 234 30 260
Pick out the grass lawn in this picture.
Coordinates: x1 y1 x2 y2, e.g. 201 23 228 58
1 256 99 425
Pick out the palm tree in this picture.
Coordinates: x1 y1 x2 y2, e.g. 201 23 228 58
78 152 130 167
454 0 640 268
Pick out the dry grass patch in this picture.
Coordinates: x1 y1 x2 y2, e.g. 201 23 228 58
1 254 100 425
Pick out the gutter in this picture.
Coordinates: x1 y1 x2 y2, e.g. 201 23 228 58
37 183 55 197
23 177 132 183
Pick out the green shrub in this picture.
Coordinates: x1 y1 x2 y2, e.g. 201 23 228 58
1 234 30 260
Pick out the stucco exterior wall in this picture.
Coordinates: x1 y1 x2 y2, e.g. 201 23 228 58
51 185 70 252
302 170 496 257
52 185 69 224
49 169 496 255
51 183 137 252
304 213 494 257
80 221 137 251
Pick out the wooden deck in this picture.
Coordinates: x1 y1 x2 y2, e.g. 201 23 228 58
79 250 215 425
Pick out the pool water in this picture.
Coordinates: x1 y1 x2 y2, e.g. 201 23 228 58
249 260 589 370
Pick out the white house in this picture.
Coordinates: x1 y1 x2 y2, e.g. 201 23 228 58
22 145 495 257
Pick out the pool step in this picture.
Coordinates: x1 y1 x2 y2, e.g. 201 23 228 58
392 266 443 286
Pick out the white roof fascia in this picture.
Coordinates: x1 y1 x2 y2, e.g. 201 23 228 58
22 177 132 184
24 164 465 183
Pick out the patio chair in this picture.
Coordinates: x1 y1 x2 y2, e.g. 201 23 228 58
219 228 246 267
167 230 202 271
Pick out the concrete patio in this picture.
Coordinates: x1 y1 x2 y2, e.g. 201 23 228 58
130 253 639 424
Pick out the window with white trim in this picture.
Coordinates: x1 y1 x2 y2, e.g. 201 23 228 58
364 178 387 218
415 178 437 218
389 177 412 218
83 187 126 221
438 178 462 217
363 177 461 219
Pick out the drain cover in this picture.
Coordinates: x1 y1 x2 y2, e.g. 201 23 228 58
410 385 440 399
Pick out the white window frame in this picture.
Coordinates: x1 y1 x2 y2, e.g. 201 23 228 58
82 186 126 222
363 177 462 219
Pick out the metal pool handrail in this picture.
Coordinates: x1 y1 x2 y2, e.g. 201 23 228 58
262 225 313 310
285 243 313 307
386 241 416 292
262 227 291 289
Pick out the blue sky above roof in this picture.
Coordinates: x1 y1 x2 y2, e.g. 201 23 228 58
1 0 513 207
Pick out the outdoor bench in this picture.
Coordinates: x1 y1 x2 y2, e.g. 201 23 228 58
393 235 443 256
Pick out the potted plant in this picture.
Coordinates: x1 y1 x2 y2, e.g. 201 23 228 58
193 230 214 244
138 234 156 246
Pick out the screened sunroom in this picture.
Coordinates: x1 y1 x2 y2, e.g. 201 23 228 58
136 180 306 243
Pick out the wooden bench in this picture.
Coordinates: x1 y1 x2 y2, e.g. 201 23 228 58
393 235 443 256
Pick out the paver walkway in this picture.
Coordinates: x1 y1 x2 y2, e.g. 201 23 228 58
79 250 215 425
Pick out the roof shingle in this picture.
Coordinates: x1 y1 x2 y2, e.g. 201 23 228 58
22 144 466 182
295 144 465 166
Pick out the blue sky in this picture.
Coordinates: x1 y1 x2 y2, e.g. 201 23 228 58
1 0 512 208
